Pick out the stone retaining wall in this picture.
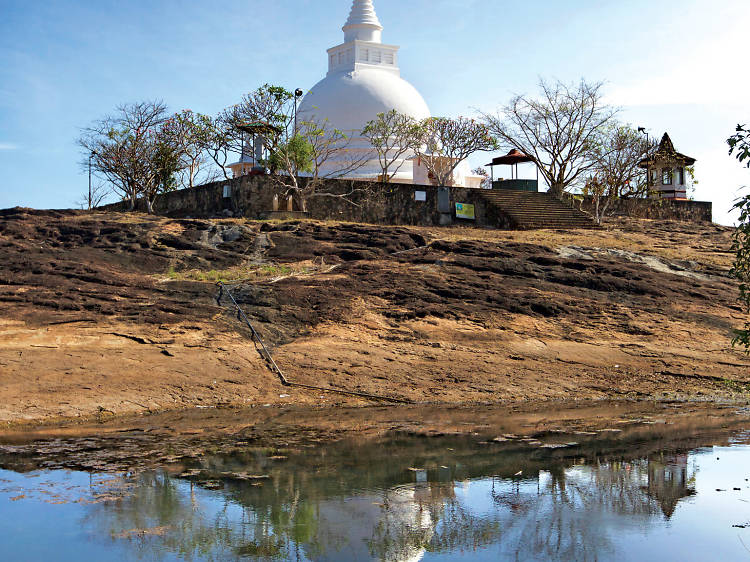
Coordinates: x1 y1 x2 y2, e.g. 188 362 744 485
102 176 713 226
102 176 505 227
569 194 713 223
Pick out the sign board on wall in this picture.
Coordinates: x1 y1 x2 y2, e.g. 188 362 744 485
455 203 475 220
414 190 426 202
438 188 451 213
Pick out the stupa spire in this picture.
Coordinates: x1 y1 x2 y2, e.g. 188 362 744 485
343 0 383 43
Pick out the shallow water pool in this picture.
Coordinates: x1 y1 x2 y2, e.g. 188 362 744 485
2 413 750 561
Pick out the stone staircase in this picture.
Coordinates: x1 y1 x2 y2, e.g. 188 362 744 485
479 190 598 230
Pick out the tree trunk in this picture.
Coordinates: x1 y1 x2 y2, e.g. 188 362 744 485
594 195 601 225
599 196 613 224
129 191 137 212
437 170 454 188
145 197 154 215
189 163 198 189
548 182 565 199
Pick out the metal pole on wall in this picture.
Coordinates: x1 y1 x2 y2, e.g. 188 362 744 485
293 88 303 136
638 127 649 195
646 132 650 195
293 88 304 191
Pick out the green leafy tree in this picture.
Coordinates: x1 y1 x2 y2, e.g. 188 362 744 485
729 125 750 165
205 84 297 180
151 132 182 203
267 134 314 175
249 86 370 206
216 84 370 209
728 124 750 351
268 117 369 211
222 84 294 153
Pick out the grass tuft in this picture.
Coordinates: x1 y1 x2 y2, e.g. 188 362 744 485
163 263 308 283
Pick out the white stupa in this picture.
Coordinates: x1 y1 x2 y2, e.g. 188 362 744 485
297 0 431 183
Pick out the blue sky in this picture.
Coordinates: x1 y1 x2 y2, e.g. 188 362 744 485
0 0 747 224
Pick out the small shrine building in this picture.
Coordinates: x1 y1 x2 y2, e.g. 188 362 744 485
638 133 696 200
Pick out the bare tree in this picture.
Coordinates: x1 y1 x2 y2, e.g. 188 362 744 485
199 115 240 180
79 101 178 212
584 124 656 224
77 181 110 211
161 110 215 189
591 125 655 197
416 117 497 187
481 79 618 198
581 176 614 225
362 110 425 182
305 120 370 181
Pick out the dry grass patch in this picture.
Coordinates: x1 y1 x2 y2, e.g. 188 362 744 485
161 260 329 284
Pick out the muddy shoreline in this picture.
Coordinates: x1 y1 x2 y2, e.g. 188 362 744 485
2 399 749 476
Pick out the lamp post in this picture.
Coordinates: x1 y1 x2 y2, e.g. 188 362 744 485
638 127 649 193
293 88 303 136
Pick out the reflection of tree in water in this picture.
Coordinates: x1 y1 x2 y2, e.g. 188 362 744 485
84 470 333 560
507 463 651 560
82 470 501 561
80 443 699 561
82 471 241 560
493 457 696 560
424 494 503 556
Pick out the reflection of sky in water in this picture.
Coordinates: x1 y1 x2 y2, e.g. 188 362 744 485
0 471 180 562
1 445 750 561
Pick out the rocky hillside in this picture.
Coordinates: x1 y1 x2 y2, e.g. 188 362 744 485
0 207 748 424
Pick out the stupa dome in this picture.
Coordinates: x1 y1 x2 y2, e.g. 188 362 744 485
298 70 430 134
298 0 430 137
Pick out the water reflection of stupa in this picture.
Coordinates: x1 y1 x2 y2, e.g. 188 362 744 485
644 453 696 519
308 486 437 562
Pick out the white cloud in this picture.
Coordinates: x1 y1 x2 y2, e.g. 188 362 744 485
0 143 18 150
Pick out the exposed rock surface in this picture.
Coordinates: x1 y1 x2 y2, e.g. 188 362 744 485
0 208 747 425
